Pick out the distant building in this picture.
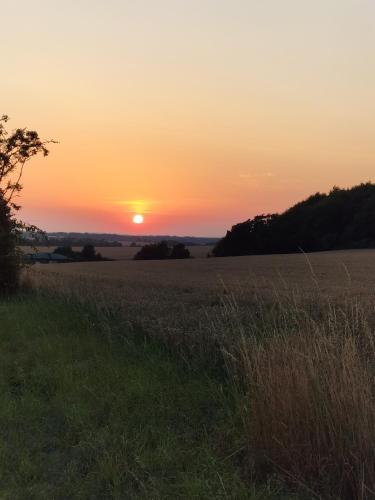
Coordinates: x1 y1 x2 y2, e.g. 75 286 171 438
25 253 71 264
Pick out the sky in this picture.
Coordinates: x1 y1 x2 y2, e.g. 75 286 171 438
1 0 375 236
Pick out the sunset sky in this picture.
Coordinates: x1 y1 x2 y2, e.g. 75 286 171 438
2 0 375 236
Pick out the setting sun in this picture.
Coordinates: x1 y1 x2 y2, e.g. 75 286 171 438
133 214 144 224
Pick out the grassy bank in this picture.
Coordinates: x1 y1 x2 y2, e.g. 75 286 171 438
0 294 291 499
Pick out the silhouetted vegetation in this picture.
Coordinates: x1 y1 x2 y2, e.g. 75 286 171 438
0 115 53 292
170 242 191 259
214 183 375 256
81 244 96 260
0 196 19 292
53 246 76 259
134 241 191 260
20 232 218 247
53 245 109 262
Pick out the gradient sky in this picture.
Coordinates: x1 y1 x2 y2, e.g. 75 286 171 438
2 0 375 236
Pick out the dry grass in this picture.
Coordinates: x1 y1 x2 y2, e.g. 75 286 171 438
25 249 375 499
240 298 375 499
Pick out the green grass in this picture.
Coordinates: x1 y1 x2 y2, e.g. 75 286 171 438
0 294 288 499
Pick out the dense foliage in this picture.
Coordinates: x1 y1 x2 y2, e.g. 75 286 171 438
53 245 108 262
0 115 53 292
0 196 19 292
214 183 375 256
134 241 191 260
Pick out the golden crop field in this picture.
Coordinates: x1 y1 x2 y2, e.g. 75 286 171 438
28 248 375 498
32 249 375 298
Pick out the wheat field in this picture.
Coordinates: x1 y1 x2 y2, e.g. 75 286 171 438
28 249 375 499
31 248 375 296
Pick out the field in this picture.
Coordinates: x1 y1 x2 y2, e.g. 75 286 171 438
22 249 375 499
31 248 375 297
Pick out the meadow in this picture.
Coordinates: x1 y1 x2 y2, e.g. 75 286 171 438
1 295 268 499
24 249 375 499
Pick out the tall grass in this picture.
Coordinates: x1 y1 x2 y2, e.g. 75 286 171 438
26 267 375 499
241 327 375 498
0 294 271 499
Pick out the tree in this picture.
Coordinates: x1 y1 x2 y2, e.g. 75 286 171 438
134 241 191 260
81 244 96 260
0 196 18 292
0 115 54 292
134 241 170 260
170 243 191 259
53 246 75 258
213 183 375 257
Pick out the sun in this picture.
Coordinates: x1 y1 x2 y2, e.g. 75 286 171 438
133 214 144 224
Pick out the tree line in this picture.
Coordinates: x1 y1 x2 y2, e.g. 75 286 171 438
53 245 109 262
213 183 375 256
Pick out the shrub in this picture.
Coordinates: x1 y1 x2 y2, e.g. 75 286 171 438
170 243 191 259
53 246 75 258
134 241 191 260
81 244 96 260
53 245 105 262
134 241 170 260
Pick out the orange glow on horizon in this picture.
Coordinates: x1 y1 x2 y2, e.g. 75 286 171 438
5 1 375 236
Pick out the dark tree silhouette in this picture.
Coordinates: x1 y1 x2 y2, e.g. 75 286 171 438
134 241 191 260
0 115 54 210
213 183 375 257
0 115 55 292
170 243 191 259
81 244 96 260
53 246 75 258
0 196 18 292
53 245 105 261
134 241 170 260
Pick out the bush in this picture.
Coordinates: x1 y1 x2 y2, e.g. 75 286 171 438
53 245 105 262
134 241 191 260
81 244 96 260
0 196 19 293
170 243 191 259
134 241 170 260
53 246 75 258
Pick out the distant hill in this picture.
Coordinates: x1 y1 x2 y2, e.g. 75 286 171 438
21 232 219 248
213 183 375 256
